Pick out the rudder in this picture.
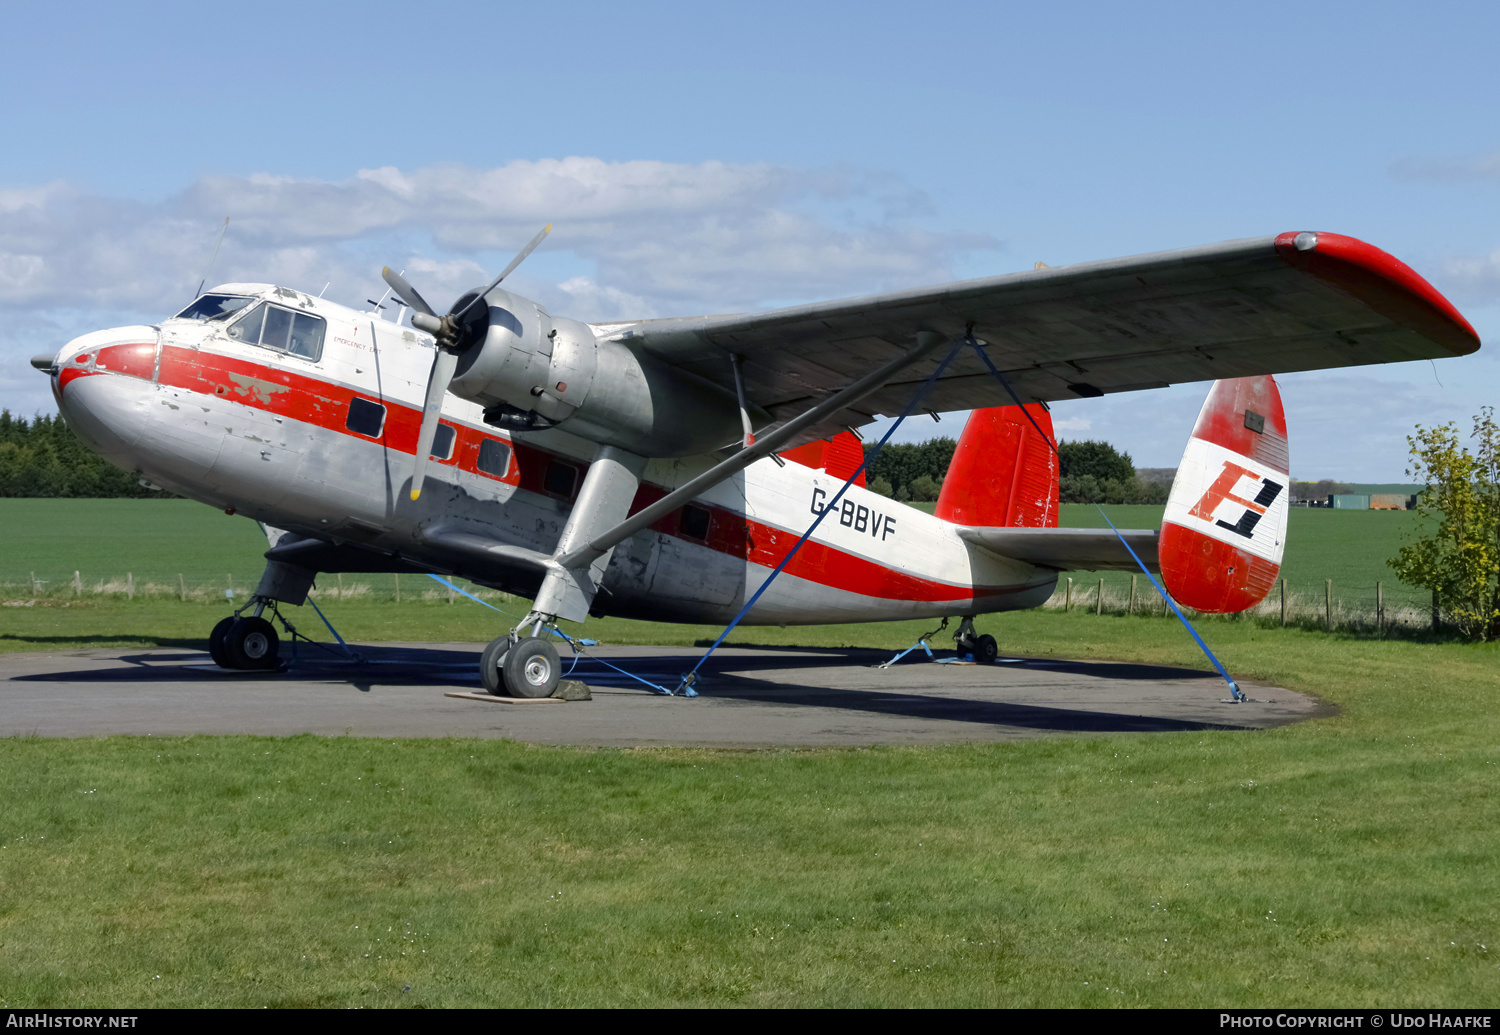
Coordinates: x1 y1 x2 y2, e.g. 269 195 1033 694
935 405 1059 527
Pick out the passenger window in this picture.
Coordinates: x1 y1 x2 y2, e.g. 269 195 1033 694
681 504 711 541
226 302 325 362
346 397 385 437
477 438 511 478
431 424 456 461
544 460 577 497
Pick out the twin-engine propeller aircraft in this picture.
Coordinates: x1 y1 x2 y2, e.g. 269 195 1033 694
34 229 1479 696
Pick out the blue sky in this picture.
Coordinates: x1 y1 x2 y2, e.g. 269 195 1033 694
4 0 1497 479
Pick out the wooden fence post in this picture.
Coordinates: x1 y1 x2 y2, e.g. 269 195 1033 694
1376 581 1383 632
1096 578 1104 615
179 574 186 602
1064 577 1072 612
74 570 82 598
1279 578 1286 627
30 571 36 598
395 573 401 604
127 573 134 601
1325 579 1332 631
1129 574 1137 613
1432 590 1440 634
337 573 344 597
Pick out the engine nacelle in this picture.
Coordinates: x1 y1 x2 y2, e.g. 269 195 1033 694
445 287 757 456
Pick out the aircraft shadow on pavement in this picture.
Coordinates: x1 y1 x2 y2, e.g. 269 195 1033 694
11 643 1254 735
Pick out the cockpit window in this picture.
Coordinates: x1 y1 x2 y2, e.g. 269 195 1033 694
174 294 255 321
227 302 325 361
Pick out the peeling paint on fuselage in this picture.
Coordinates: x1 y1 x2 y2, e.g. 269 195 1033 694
51 284 1055 627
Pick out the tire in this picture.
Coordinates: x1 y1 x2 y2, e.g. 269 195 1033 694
225 616 280 670
208 617 235 668
975 634 999 665
502 637 560 699
480 636 510 696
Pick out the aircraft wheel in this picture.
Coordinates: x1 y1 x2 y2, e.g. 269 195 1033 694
225 616 280 670
479 636 510 696
209 617 235 668
502 637 560 698
975 634 999 665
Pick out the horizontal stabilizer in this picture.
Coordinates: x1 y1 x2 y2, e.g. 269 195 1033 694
958 526 1159 572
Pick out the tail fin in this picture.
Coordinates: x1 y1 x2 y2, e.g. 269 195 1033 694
779 430 866 486
1160 376 1290 613
935 405 1059 527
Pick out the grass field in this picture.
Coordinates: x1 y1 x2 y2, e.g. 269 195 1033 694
0 498 1437 637
1 498 1495 1007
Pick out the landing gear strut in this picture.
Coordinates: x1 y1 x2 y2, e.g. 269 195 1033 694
952 616 998 665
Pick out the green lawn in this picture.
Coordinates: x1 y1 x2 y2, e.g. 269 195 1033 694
2 498 1495 1008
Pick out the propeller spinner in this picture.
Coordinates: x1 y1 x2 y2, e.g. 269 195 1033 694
382 224 551 501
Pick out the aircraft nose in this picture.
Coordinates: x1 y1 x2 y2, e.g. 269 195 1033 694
53 325 161 461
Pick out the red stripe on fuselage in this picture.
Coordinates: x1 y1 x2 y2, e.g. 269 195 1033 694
77 344 1017 605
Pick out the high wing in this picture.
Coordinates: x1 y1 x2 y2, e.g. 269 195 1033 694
959 527 1160 573
593 231 1480 448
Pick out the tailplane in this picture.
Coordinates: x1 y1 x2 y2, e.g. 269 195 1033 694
936 405 1059 527
1160 376 1290 613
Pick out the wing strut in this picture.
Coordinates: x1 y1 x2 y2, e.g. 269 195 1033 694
553 330 950 570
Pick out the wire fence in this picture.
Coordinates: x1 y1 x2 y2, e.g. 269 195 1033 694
1042 574 1444 635
0 565 1449 635
0 569 523 610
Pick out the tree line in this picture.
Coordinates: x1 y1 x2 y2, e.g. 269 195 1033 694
0 410 165 497
864 436 1168 505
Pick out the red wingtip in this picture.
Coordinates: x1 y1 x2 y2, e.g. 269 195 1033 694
1274 231 1479 357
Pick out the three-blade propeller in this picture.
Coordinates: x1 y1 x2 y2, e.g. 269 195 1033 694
382 224 551 501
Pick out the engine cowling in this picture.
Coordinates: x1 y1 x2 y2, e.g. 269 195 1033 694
444 286 755 457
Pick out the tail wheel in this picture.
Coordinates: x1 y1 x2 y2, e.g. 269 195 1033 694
975 634 999 665
225 616 280 670
502 637 560 698
479 636 510 696
208 617 235 668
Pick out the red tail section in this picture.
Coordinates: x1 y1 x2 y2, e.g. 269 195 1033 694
779 431 867 486
935 405 1059 527
1159 376 1290 613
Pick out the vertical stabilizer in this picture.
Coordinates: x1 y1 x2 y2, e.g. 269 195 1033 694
1160 376 1290 613
935 405 1059 527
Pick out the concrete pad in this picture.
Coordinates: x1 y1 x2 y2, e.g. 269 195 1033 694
0 642 1329 746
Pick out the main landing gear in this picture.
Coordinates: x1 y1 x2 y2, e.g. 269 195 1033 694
209 604 282 670
480 625 563 698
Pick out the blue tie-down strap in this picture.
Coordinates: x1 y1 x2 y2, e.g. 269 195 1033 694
676 335 971 696
1094 507 1246 702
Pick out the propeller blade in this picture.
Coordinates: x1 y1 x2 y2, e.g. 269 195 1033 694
450 223 551 322
382 267 437 318
409 348 458 502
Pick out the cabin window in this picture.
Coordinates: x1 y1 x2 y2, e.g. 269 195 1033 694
227 302 325 361
174 294 254 321
680 504 711 541
346 397 385 438
477 438 511 478
430 424 456 461
543 459 578 498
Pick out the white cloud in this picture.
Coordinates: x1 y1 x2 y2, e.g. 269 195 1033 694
0 157 998 414
0 156 994 318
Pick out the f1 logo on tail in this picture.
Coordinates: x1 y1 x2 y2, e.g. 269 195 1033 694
1187 461 1283 540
